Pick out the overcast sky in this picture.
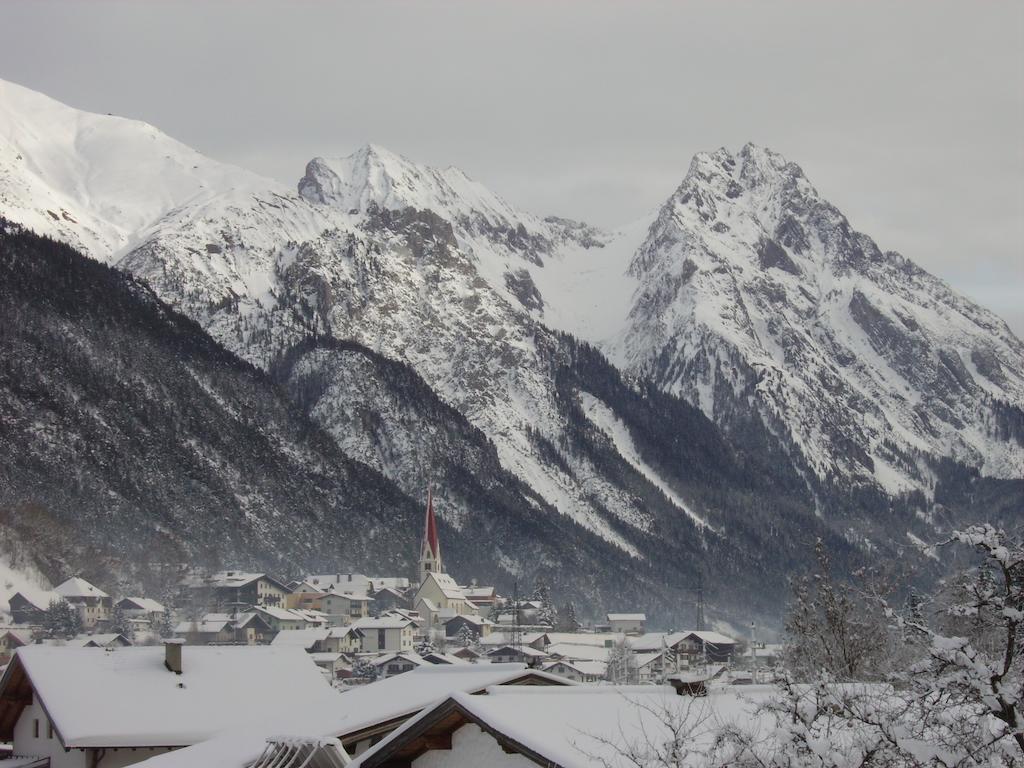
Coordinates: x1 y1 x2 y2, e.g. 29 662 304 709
2 0 1022 334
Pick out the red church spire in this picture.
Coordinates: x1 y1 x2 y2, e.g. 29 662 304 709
424 487 440 560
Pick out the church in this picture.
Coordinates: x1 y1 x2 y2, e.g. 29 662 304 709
412 489 481 628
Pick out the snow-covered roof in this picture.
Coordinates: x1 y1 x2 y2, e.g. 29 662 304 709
64 633 131 647
352 616 411 630
127 663 571 768
486 644 548 658
543 659 607 677
324 592 373 602
367 577 410 592
370 652 424 668
683 630 737 646
420 652 469 665
461 586 495 598
309 652 344 664
422 572 465 600
54 577 108 599
354 685 776 768
0 645 341 748
256 606 310 622
175 619 229 635
544 642 610 662
541 632 622 647
628 631 685 652
118 597 166 613
270 628 332 649
606 612 646 622
328 626 361 640
0 628 33 645
442 613 493 627
307 574 371 595
633 651 664 668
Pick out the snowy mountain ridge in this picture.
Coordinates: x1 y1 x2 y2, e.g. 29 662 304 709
608 143 1024 492
1 79 1021 618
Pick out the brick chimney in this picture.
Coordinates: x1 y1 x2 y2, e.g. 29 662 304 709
164 638 185 674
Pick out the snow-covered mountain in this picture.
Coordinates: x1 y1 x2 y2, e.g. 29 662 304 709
0 78 264 260
603 144 1024 495
1 78 1019 622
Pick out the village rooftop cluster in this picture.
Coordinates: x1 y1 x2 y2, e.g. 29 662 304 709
0 495 772 767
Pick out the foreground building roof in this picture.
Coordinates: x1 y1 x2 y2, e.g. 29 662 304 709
0 645 340 748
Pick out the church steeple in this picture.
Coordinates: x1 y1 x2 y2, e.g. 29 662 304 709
419 487 442 584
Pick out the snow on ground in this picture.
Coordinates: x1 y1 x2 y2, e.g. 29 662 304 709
578 391 708 529
526 214 652 344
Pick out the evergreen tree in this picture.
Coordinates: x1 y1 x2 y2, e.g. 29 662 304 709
43 599 82 640
455 624 478 648
350 656 378 683
605 638 637 684
155 607 176 639
532 579 556 627
557 601 581 632
109 603 135 641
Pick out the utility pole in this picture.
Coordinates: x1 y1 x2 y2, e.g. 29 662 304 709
510 579 522 663
695 571 706 632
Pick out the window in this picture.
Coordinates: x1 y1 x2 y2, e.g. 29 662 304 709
48 722 54 739
378 629 386 648
33 719 39 738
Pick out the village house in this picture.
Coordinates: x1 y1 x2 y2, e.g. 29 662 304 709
283 587 325 612
353 685 754 768
323 626 364 654
352 616 414 654
0 628 32 663
305 573 372 596
443 613 494 640
174 612 275 645
367 586 408 614
115 597 166 622
188 573 290 614
252 605 316 632
55 577 111 630
6 592 56 626
319 592 374 625
461 584 499 610
606 612 646 634
541 659 607 683
450 645 484 662
370 651 424 679
309 651 347 679
485 644 548 667
0 642 342 768
270 627 332 652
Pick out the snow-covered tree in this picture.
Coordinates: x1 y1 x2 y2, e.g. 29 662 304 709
782 538 894 681
605 638 637 684
715 524 1024 767
415 636 437 656
350 656 378 683
43 598 81 639
455 624 478 649
155 608 176 640
557 600 581 632
487 599 504 623
109 603 135 641
532 579 557 627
